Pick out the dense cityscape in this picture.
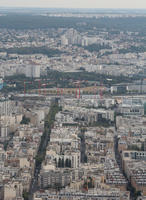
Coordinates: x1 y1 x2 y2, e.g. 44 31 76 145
0 8 146 200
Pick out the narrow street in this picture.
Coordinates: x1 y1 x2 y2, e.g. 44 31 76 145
28 100 60 200
114 136 137 200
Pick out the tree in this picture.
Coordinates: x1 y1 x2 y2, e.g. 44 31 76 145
35 155 43 168
61 158 64 168
54 158 57 167
23 191 29 200
128 145 141 151
141 142 144 151
84 155 88 163
20 115 30 125
83 44 112 53
144 102 146 115
58 158 62 168
65 158 69 168
87 177 94 188
65 158 71 168
68 159 71 168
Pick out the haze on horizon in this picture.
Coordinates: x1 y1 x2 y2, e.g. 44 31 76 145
0 0 146 9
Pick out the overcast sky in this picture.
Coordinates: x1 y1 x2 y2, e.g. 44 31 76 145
0 0 146 9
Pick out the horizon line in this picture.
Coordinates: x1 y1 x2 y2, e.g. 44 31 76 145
0 7 146 10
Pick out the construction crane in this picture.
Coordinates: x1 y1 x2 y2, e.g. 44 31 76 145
75 81 81 99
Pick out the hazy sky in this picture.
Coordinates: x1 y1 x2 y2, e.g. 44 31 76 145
0 0 146 9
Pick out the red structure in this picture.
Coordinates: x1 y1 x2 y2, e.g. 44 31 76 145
75 81 81 99
61 88 63 96
57 88 60 96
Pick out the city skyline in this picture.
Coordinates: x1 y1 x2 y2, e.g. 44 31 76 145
0 0 146 9
0 4 146 199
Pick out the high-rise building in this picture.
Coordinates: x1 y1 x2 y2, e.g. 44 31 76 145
26 65 40 78
0 99 13 116
61 35 68 46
